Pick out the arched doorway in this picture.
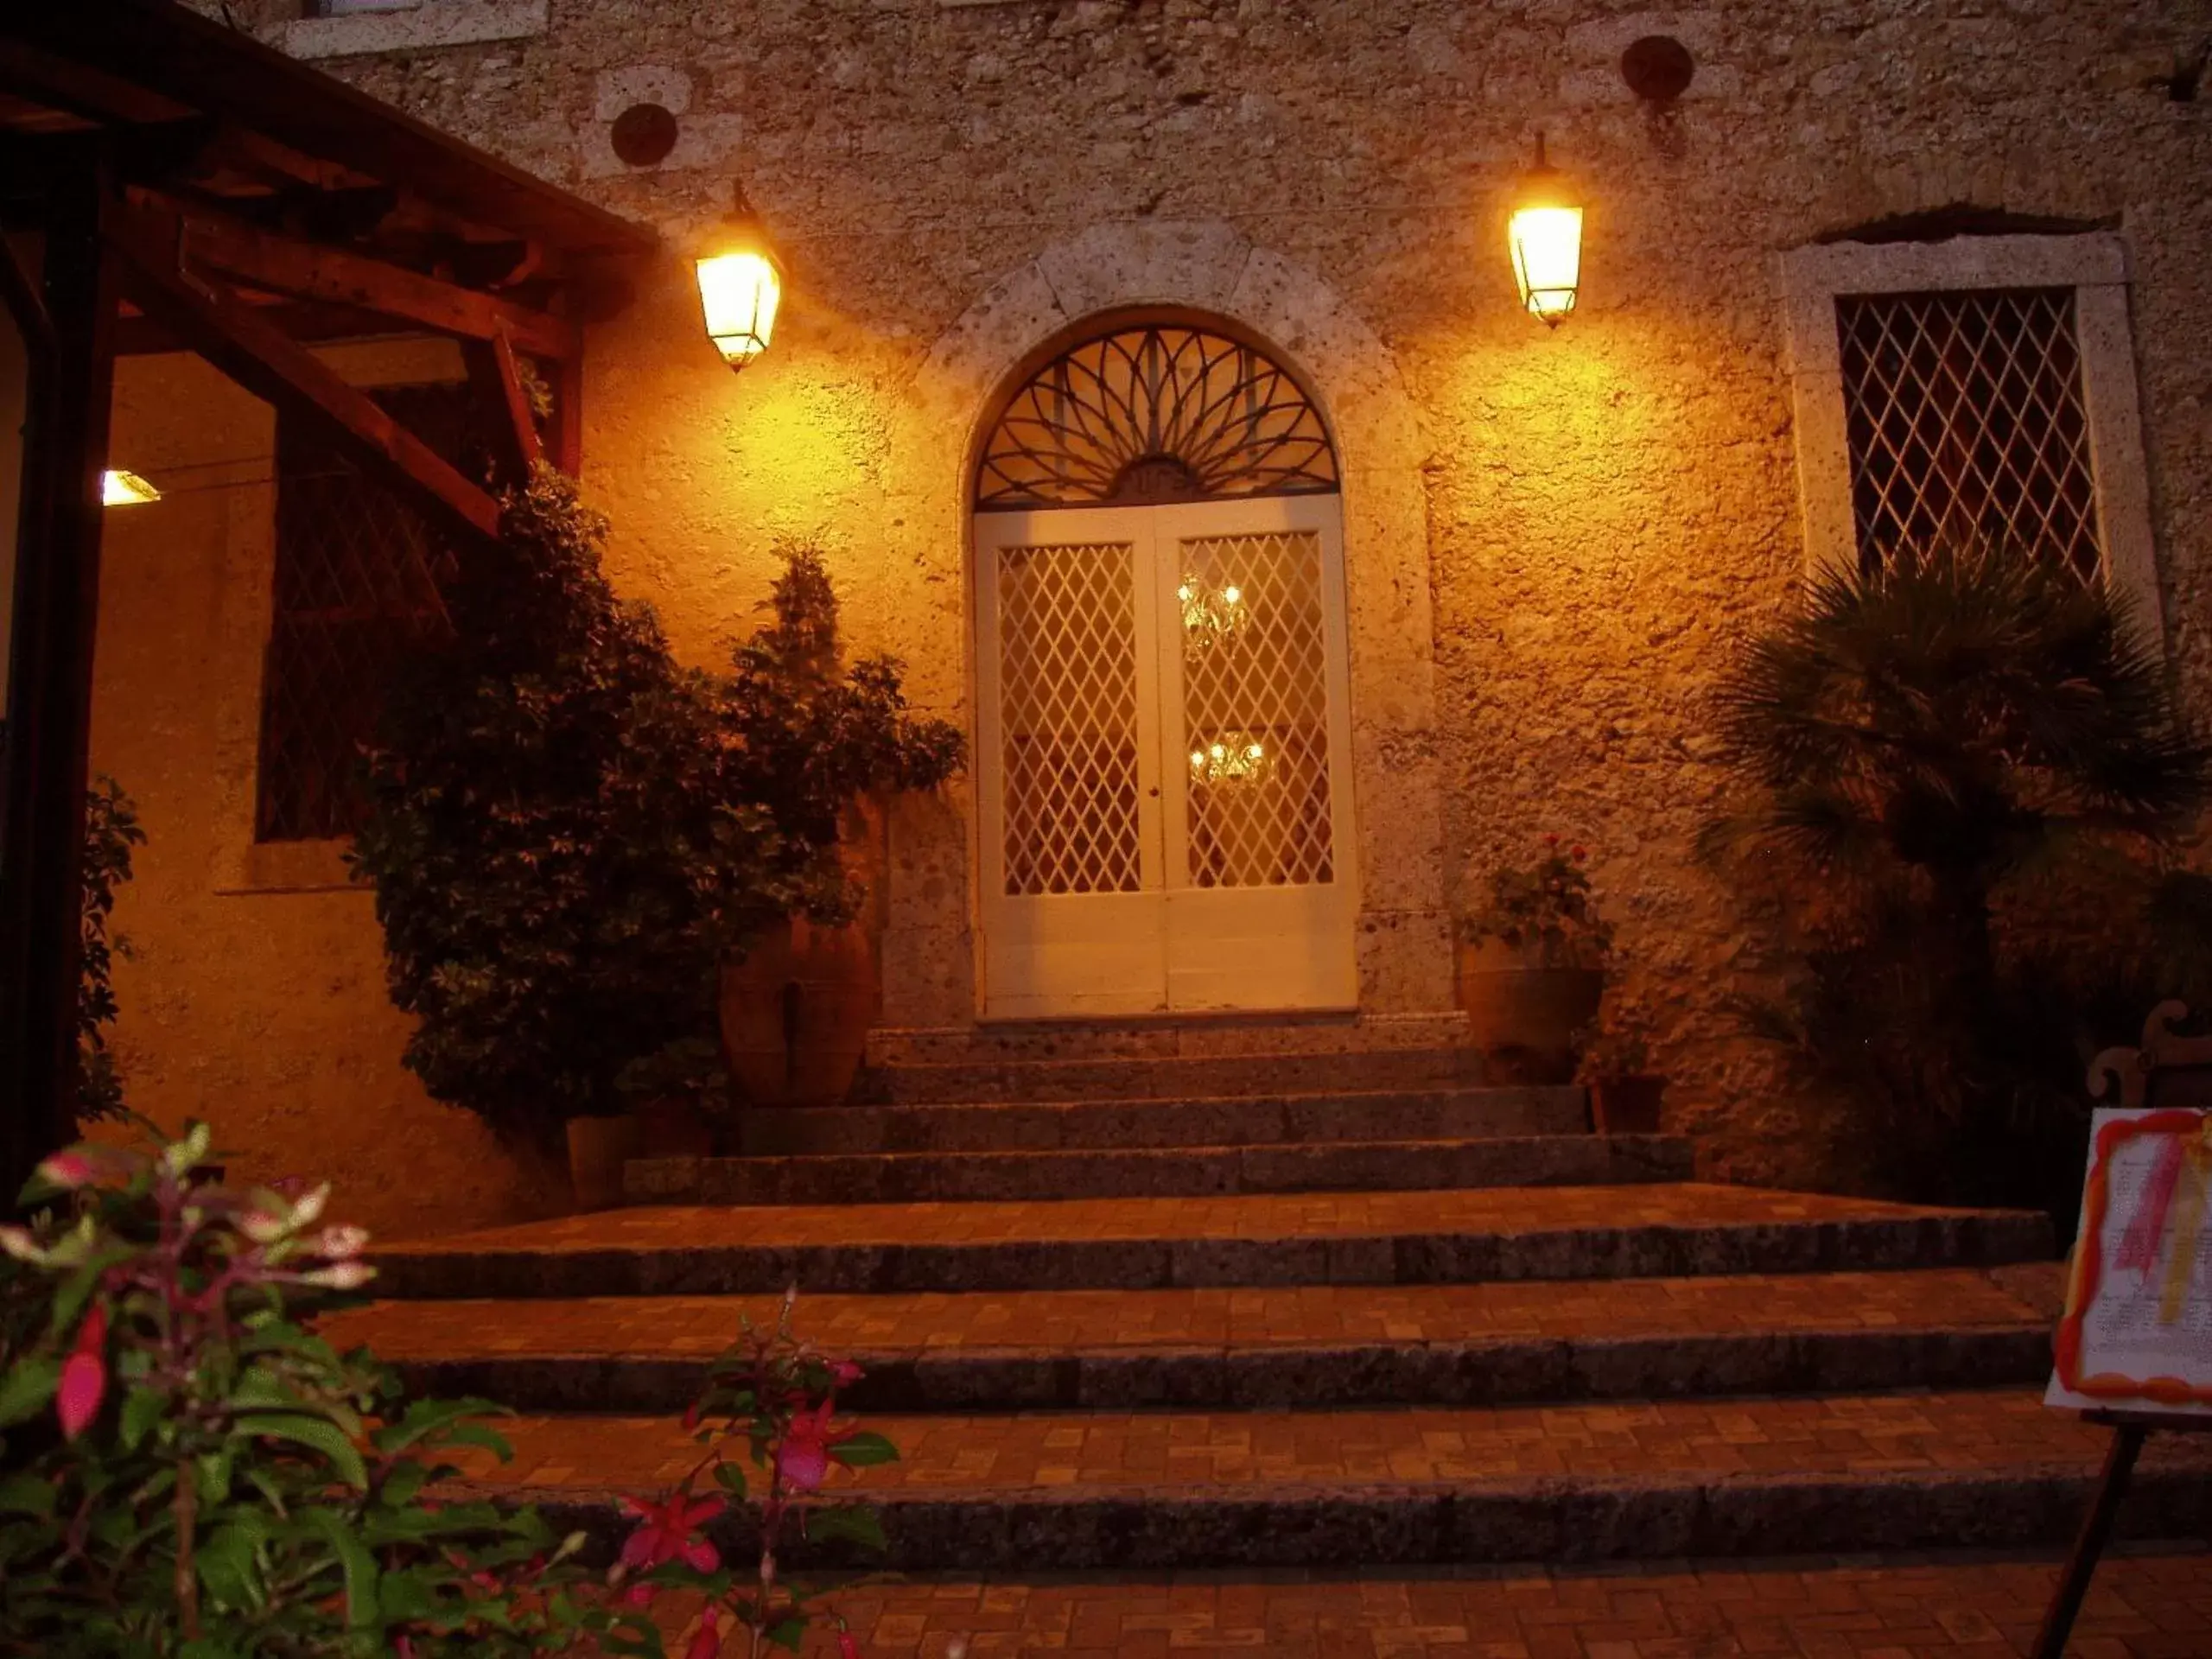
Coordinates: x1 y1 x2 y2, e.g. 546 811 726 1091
971 315 1358 1018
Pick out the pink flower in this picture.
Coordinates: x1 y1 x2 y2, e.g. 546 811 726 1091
830 1359 864 1389
58 1305 108 1440
684 1604 722 1659
617 1488 724 1574
35 1148 125 1191
775 1400 836 1493
837 1630 861 1659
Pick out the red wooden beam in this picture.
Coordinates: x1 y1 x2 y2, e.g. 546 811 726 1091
107 200 500 546
143 192 577 359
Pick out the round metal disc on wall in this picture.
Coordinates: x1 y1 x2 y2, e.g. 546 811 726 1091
1621 35 1696 104
610 102 680 168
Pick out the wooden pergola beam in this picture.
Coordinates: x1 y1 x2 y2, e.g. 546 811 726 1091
464 320 543 486
140 192 576 359
108 200 500 546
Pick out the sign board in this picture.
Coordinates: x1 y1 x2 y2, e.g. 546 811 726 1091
2046 1106 2212 1418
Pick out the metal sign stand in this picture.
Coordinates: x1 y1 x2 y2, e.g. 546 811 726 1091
2031 1408 2211 1658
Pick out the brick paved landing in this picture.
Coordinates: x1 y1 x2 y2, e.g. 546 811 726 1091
440 1390 2212 1569
659 1550 2212 1656
370 1185 2053 1299
326 1267 2063 1412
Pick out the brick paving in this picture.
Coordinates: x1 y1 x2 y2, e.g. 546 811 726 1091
668 1550 2212 1656
443 1391 2212 1494
327 1266 2064 1362
375 1186 2026 1257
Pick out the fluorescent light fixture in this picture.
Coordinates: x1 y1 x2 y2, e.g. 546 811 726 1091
102 470 162 507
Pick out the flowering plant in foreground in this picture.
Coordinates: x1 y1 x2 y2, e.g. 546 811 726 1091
0 1125 653 1658
610 1289 899 1658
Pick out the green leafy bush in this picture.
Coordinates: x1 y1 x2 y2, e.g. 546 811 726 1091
76 778 144 1125
350 481 963 1135
0 1127 653 1657
350 469 799 1132
1708 539 2210 1212
715 543 965 928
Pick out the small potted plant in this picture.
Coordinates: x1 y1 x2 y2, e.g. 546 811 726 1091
1577 1007 1667 1134
1458 836 1611 1084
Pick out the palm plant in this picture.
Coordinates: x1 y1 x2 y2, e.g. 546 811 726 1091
1707 538 2209 1211
1709 537 2206 995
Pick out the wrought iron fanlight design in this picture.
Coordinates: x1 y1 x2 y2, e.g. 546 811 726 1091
976 322 1339 510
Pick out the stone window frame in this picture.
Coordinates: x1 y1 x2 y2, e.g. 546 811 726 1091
272 0 548 62
1777 233 2161 632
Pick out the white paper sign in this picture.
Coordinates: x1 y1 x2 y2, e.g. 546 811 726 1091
2045 1106 2212 1418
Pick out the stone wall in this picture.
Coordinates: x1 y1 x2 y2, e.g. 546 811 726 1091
108 0 2212 1230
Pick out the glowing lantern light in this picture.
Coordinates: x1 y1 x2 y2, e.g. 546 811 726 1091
102 470 161 507
1508 134 1583 325
696 193 782 372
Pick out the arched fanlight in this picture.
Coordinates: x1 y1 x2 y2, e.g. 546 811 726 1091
1508 133 1583 325
696 188 782 372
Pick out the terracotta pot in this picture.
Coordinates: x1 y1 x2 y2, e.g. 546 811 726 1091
1590 1074 1667 1135
565 1113 642 1211
635 1099 717 1160
720 914 878 1109
1456 939 1604 1085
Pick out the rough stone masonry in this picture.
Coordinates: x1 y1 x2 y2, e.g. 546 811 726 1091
105 0 2212 1233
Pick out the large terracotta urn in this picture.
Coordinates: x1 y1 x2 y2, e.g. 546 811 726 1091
719 914 880 1109
1456 938 1604 1085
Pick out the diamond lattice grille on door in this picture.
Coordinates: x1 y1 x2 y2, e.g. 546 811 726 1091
1179 531 1333 889
1835 287 2103 581
997 542 1144 896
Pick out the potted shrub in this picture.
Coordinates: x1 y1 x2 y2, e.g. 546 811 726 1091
353 468 799 1210
1458 836 1611 1084
1578 1010 1666 1134
714 544 963 1109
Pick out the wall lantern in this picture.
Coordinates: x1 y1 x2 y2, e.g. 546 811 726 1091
101 469 161 507
1508 134 1583 325
695 188 782 372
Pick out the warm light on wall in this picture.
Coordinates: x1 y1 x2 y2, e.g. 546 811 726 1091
102 469 161 507
1509 134 1583 325
696 190 783 371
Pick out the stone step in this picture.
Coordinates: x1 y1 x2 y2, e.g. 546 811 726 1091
370 1185 2053 1300
324 1266 2063 1414
627 1134 1693 1206
439 1389 2212 1571
736 1551 2212 1657
737 1085 1589 1155
863 1014 1472 1068
858 1047 1488 1105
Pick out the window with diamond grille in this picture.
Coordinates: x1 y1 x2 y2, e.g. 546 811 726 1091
1178 531 1333 889
996 541 1144 896
1835 288 2103 580
253 383 473 842
977 322 1338 510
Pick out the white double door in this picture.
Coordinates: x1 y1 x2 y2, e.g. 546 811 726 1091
975 494 1357 1018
